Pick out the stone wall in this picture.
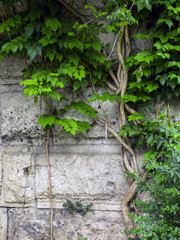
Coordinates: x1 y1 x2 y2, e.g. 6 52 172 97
0 55 130 240
1 1 180 240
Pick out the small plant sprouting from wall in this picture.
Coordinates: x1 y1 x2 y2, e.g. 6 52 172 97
63 200 93 216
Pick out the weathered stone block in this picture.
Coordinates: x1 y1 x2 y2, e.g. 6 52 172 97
0 87 42 141
174 102 180 121
35 145 128 210
0 146 5 193
0 208 7 240
2 146 35 206
8 208 128 240
0 56 27 83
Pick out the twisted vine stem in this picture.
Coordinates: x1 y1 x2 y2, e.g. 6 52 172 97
107 25 141 237
58 0 145 236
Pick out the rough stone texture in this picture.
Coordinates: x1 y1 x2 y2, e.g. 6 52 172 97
0 146 5 193
35 145 128 210
2 146 35 206
130 21 152 55
174 102 180 121
0 85 43 142
0 56 27 83
8 208 128 240
0 208 7 240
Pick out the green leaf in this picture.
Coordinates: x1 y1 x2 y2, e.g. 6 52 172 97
136 0 152 12
12 44 18 53
92 42 102 52
25 24 34 38
39 37 49 46
27 47 37 60
88 92 121 103
0 25 5 33
156 65 164 74
64 102 97 118
72 21 79 28
146 135 154 145
38 115 56 128
134 33 153 40
73 81 80 91
45 18 61 32
154 41 162 50
55 119 79 136
159 77 166 86
157 19 174 29
76 121 91 133
74 39 83 52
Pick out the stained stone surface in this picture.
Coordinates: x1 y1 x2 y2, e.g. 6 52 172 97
2 146 35 206
35 145 129 210
8 208 128 240
0 87 42 141
0 208 7 240
174 102 180 121
0 56 27 83
0 146 5 193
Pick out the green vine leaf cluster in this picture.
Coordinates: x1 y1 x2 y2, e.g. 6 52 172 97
104 1 138 33
88 92 121 103
120 112 180 239
125 0 180 103
0 0 111 135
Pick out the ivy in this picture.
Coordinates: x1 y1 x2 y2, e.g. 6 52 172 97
0 0 110 136
121 114 180 239
125 0 180 103
88 92 121 103
0 0 180 239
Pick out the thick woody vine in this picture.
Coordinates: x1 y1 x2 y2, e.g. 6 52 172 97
0 0 180 240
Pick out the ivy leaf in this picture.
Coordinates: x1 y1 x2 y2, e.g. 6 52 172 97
27 45 41 60
73 81 80 91
64 102 97 118
76 121 91 133
146 135 154 145
38 114 56 128
160 77 166 86
165 19 174 30
157 19 173 29
25 24 34 38
27 48 37 61
134 33 153 40
88 92 121 103
136 0 152 12
55 119 79 136
48 91 62 102
154 41 162 50
0 25 4 33
92 42 102 52
45 18 61 32
46 51 55 62
74 39 83 52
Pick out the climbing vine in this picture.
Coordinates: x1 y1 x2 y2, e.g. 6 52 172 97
0 0 179 239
